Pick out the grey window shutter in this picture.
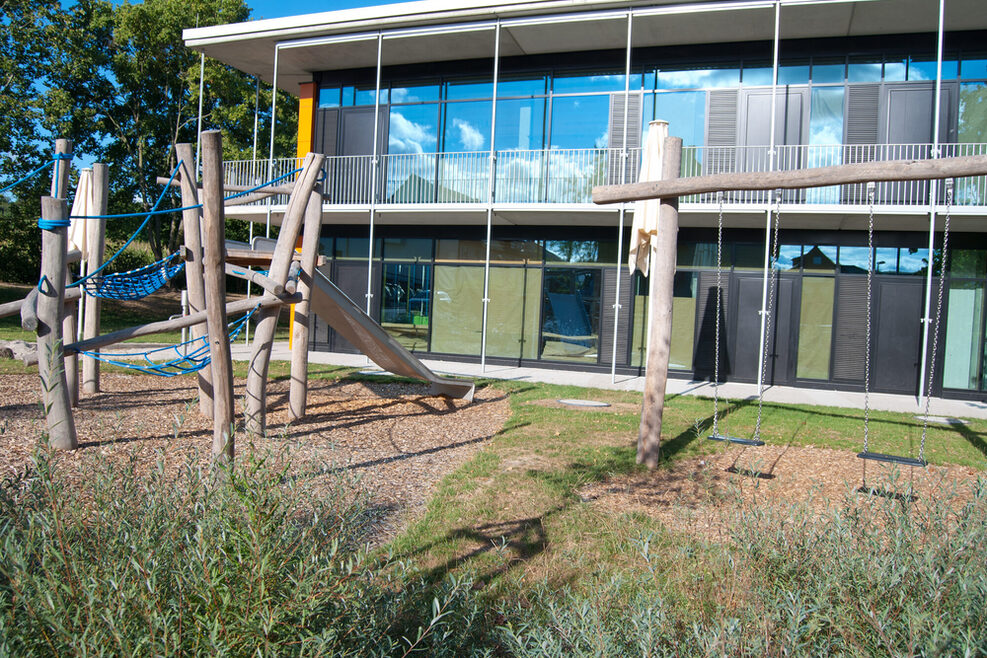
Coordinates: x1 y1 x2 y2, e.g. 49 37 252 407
832 276 868 382
706 90 738 176
607 92 643 185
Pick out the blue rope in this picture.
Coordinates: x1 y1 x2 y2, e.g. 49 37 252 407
37 218 72 231
223 167 303 201
77 305 258 377
0 159 59 196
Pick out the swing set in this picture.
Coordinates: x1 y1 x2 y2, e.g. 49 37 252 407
593 122 987 482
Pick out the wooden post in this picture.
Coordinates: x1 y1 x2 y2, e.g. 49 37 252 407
289 184 323 419
38 196 78 450
50 139 79 407
637 135 682 470
176 142 213 418
200 131 236 463
82 163 108 395
245 152 324 438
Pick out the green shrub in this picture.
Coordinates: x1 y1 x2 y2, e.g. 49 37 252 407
0 448 491 656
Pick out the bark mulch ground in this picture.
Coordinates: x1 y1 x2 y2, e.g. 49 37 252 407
579 444 984 542
0 372 509 543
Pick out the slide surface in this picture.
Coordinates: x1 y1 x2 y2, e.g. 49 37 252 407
309 269 474 401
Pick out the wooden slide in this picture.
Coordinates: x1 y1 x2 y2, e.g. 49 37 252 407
309 269 474 402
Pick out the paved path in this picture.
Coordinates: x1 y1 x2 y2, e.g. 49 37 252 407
228 342 987 421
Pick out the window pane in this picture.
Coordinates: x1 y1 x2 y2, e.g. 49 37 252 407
875 247 897 273
779 61 810 85
897 247 929 275
446 76 493 100
549 95 610 148
677 242 719 268
486 266 542 359
381 263 431 352
671 272 697 370
735 243 765 270
810 59 843 84
797 277 834 379
630 273 649 367
807 87 844 203
388 104 439 154
884 59 907 82
318 87 340 108
943 280 984 390
544 240 614 264
354 85 379 105
553 70 634 95
436 238 543 262
839 246 870 273
743 62 773 86
383 237 431 260
908 55 958 81
391 81 440 104
497 74 548 97
657 65 739 90
959 83 987 143
799 245 837 271
655 91 706 147
334 237 380 259
848 56 882 83
775 244 801 271
950 249 987 277
431 265 483 356
541 268 600 363
443 101 492 152
495 98 546 151
961 57 987 80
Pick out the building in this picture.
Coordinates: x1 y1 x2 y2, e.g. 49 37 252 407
184 0 987 400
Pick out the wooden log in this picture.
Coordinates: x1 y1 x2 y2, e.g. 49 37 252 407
37 196 77 450
200 131 236 463
50 140 79 407
66 249 82 264
592 153 987 204
52 293 299 360
1 288 80 323
245 152 325 439
224 263 284 296
82 163 108 395
289 185 323 420
176 143 213 419
638 134 682 470
285 261 302 294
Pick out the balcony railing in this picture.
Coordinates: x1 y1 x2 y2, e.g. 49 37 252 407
224 143 987 209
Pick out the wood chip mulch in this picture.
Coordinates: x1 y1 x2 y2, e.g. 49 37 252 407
579 444 984 542
0 373 509 543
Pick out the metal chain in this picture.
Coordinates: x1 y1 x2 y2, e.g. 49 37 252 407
754 191 781 441
919 179 952 463
712 192 724 437
863 183 875 454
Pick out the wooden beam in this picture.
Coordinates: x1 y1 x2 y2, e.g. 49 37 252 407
51 139 79 408
201 131 237 464
289 185 323 420
37 196 77 450
638 132 682 471
592 154 987 204
0 288 80 322
82 163 108 395
224 263 284 296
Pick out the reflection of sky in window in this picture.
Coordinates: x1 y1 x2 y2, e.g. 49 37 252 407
884 60 906 82
802 245 838 271
641 93 655 142
443 101 491 152
553 72 638 94
319 87 340 108
848 60 882 83
655 91 705 147
908 57 958 81
446 78 493 100
775 245 800 270
550 96 610 149
898 248 929 274
810 62 842 84
388 105 438 154
839 246 870 273
353 87 380 105
390 83 440 104
807 88 844 203
962 58 987 80
743 65 772 86
657 66 740 90
497 75 547 97
495 98 545 150
875 247 897 273
780 63 810 84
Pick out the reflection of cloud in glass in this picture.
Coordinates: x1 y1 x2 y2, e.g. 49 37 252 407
898 248 929 274
840 247 870 272
774 245 800 270
388 112 436 154
658 68 739 90
452 118 485 150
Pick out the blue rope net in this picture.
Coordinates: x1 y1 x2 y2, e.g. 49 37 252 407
77 306 257 377
81 251 186 300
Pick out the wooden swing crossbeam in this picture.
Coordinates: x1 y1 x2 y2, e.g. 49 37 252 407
592 154 987 205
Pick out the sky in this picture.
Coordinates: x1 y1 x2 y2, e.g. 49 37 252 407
246 0 409 21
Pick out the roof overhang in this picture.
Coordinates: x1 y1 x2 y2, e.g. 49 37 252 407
185 0 987 95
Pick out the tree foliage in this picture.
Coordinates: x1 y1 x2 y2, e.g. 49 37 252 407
0 0 298 282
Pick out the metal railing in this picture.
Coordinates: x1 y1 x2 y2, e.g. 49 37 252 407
223 142 987 209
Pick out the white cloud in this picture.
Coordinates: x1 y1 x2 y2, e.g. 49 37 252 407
387 111 435 154
452 118 485 151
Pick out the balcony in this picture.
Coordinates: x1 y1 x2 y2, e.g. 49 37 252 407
224 143 987 210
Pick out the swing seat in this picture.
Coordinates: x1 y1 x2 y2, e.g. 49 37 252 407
857 451 927 468
707 434 765 447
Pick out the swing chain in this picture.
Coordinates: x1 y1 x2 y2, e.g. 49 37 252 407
712 191 724 437
754 190 782 441
863 182 875 454
919 178 953 463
